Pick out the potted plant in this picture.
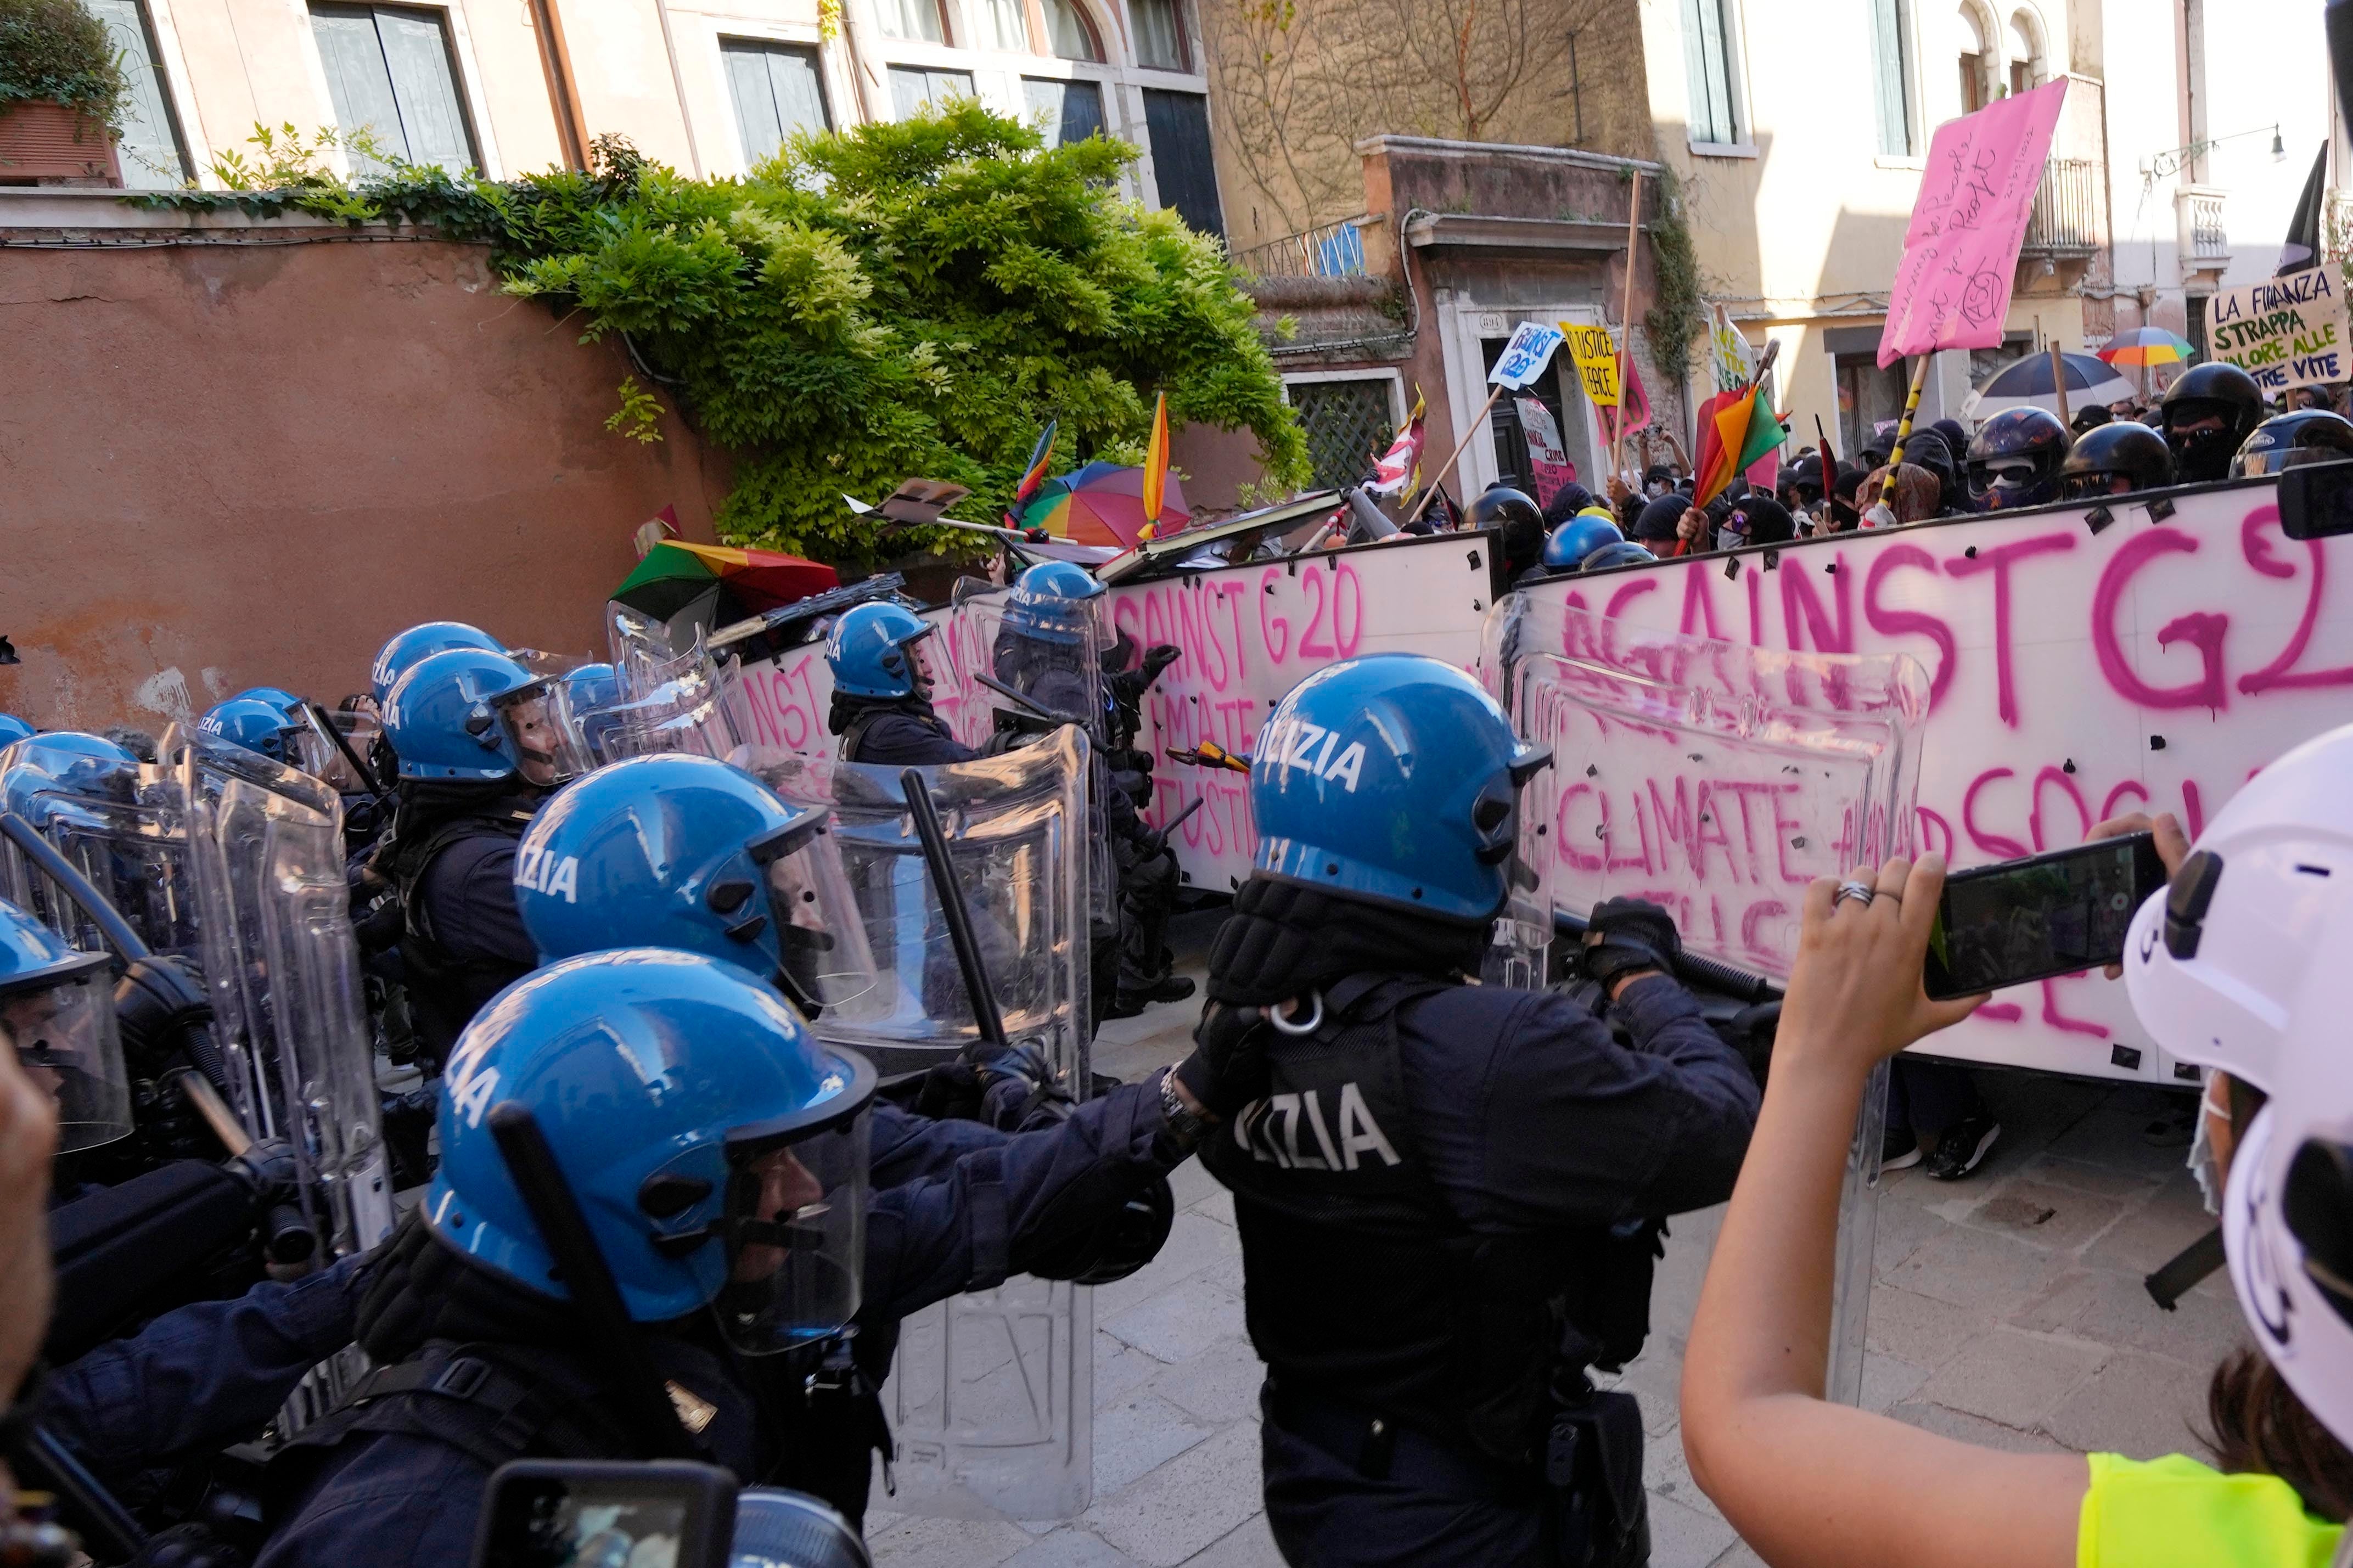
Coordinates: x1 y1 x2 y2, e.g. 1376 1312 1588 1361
0 0 126 184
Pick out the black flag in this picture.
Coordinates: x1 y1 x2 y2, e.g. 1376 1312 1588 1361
2277 143 2329 276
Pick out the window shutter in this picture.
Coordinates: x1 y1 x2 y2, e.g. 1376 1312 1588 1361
85 0 187 184
1869 0 1910 156
723 43 785 163
375 7 472 173
1681 0 1735 144
311 4 406 167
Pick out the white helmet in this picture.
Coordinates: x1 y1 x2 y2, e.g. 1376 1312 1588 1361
2123 722 2353 1092
2220 932 2353 1446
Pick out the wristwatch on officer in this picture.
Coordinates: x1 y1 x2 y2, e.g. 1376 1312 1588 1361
1158 1065 1208 1148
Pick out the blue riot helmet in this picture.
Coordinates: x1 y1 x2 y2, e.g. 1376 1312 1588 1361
1250 654 1552 921
384 648 591 786
196 696 308 766
426 950 877 1348
993 561 1110 728
1541 510 1624 572
0 732 136 816
231 687 306 716
368 621 503 710
1581 541 1658 573
1003 560 1109 648
0 895 131 1153
826 602 937 700
515 754 879 1017
0 716 31 749
563 661 627 766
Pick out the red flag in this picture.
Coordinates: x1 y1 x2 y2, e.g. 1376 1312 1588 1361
1615 352 1652 439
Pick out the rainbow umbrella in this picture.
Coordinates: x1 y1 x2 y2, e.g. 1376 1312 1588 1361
613 540 839 631
1017 462 1189 549
2096 327 2196 369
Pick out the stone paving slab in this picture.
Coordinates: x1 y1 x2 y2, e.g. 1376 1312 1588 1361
875 932 2234 1567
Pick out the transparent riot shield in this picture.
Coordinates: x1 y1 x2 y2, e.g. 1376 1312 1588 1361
0 788 203 962
759 726 1094 1519
1482 595 1931 1407
945 580 1115 930
603 637 762 767
171 729 395 1257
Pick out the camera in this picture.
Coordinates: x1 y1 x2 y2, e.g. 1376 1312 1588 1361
471 1461 871 1568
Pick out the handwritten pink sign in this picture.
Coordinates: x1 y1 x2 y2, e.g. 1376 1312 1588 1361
1879 80 2069 368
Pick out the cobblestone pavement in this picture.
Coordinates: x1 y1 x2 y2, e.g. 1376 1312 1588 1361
869 922 2230 1567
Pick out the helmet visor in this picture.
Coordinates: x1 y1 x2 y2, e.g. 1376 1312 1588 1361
706 1102 871 1353
3 959 131 1153
2058 470 2131 501
1968 458 2041 497
751 816 884 1018
494 681 595 788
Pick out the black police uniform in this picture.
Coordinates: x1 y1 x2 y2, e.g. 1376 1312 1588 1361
252 1082 1188 1564
380 794 542 1070
1099 634 1187 1009
832 694 979 767
1201 972 1759 1566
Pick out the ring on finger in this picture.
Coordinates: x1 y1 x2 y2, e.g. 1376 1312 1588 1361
1833 880 1875 909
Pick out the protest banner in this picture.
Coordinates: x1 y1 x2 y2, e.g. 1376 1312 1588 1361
734 476 2350 1084
1706 303 1758 394
1514 397 1576 508
1561 324 1621 406
2207 266 2350 391
1879 79 2068 367
1487 321 1566 390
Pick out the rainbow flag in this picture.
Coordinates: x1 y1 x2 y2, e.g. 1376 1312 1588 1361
1014 421 1059 507
1692 384 1788 507
1141 394 1169 526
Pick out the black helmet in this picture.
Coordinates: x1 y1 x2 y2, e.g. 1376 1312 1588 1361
2159 362 2266 482
1467 483 1546 570
2231 409 2353 478
1967 407 2073 509
2058 421 2175 500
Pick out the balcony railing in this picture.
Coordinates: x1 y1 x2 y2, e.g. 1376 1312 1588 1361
2176 185 2230 268
2021 158 2103 255
1233 215 1368 280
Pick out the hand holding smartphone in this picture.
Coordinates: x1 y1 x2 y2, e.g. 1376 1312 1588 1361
1923 831 2169 1001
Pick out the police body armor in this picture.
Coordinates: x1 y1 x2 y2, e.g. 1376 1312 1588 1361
1200 974 1652 1565
393 812 531 1066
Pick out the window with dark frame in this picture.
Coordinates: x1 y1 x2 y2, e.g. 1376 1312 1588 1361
310 2 478 174
1142 88 1222 237
721 39 830 166
1289 379 1399 494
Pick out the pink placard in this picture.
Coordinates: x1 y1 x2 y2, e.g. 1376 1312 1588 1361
1879 80 2069 368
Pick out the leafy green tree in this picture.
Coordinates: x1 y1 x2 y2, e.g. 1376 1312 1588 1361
496 108 1307 566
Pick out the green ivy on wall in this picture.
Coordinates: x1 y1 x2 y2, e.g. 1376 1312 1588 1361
130 113 1311 571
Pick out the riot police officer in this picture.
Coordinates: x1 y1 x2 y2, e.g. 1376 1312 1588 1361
196 696 310 767
255 948 1236 1561
2158 361 2266 484
824 601 976 767
374 647 583 1071
0 713 33 748
1188 654 1761 1565
512 752 1207 1520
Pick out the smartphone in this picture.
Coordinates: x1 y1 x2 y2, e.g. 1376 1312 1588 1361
1924 832 2167 1001
471 1459 738 1568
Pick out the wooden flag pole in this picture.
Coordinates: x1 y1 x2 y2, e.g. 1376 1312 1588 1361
2048 341 2072 427
1408 385 1506 524
1609 169 1644 479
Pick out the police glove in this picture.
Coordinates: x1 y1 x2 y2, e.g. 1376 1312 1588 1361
1582 897 1680 995
1172 1001 1271 1121
1141 644 1183 683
